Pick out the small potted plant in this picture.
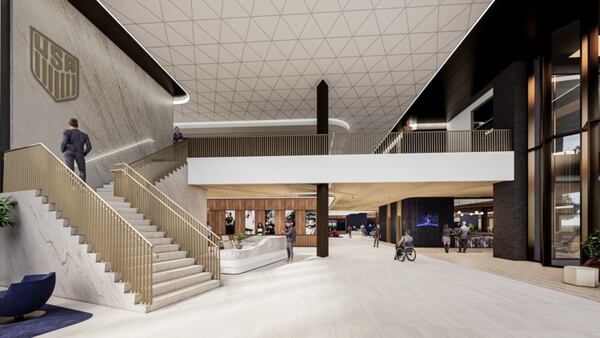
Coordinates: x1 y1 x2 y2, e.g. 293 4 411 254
233 233 246 249
0 196 17 228
583 229 600 270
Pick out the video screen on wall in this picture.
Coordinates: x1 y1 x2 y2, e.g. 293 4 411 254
416 213 439 227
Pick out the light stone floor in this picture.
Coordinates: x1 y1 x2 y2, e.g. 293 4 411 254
418 247 600 302
34 236 600 338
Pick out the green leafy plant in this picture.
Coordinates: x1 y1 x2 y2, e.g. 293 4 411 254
583 229 600 260
0 196 17 228
233 233 247 242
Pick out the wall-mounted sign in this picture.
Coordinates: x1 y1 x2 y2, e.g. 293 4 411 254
30 27 79 102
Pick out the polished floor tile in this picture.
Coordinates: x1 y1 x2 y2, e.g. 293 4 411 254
36 236 600 338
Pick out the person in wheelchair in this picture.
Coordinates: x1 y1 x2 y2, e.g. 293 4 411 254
394 229 414 260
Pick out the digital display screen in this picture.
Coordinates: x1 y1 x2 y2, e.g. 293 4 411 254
416 213 439 227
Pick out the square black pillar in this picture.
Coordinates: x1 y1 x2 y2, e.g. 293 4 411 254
316 183 329 257
493 61 528 261
317 80 328 135
316 80 329 258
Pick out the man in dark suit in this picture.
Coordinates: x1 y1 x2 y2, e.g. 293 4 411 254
60 118 92 182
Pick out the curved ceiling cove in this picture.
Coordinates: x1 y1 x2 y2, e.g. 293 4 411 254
99 0 491 132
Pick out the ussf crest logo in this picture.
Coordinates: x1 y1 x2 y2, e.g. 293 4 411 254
30 27 79 102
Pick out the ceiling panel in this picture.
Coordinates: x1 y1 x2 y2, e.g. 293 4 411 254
100 0 491 132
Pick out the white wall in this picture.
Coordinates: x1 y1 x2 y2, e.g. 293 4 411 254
10 0 174 188
188 152 514 185
447 88 494 131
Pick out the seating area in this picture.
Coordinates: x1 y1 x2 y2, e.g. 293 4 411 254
0 272 56 323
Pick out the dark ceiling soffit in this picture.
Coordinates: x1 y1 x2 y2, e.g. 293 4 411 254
67 0 186 97
390 0 582 130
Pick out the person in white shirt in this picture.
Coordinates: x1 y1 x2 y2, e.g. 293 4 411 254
458 222 470 253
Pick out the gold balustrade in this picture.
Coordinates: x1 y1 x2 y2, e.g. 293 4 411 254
112 165 220 280
129 140 188 183
3 144 154 304
187 129 513 157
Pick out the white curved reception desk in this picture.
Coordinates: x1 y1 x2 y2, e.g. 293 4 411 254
220 236 287 274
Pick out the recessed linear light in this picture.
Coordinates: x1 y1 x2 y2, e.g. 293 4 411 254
173 95 190 105
569 35 600 58
87 138 155 163
175 118 350 131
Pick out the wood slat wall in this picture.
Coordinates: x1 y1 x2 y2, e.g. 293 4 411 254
207 198 317 247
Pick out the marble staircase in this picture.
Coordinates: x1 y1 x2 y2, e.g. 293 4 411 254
96 183 219 311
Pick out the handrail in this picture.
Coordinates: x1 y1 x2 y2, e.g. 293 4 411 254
129 140 188 183
115 163 221 243
3 143 154 304
113 166 220 280
187 129 513 157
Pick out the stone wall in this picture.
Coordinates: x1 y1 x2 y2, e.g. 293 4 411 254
10 0 173 188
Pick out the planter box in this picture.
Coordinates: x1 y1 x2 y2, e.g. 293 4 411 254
564 266 599 288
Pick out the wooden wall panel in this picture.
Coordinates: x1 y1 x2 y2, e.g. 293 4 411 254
295 235 316 247
215 210 226 235
296 209 306 235
235 209 245 233
275 210 286 235
256 209 266 227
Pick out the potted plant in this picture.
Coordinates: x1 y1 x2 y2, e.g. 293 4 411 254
0 196 17 228
233 233 246 249
583 229 600 270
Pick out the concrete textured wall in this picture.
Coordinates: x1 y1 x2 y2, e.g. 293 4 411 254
0 191 141 312
10 0 173 188
156 164 208 225
493 61 528 260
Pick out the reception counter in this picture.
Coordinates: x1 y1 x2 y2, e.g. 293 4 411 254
220 236 287 274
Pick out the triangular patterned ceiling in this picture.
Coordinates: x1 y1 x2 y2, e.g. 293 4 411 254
100 0 491 133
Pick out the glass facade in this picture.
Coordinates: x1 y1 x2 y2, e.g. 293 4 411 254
547 21 582 265
551 135 581 264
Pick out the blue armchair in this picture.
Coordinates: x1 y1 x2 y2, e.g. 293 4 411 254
0 272 56 321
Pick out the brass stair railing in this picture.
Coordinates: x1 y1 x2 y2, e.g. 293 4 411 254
129 140 188 183
3 144 154 304
113 164 220 280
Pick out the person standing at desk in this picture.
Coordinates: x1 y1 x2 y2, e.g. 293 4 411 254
60 118 92 182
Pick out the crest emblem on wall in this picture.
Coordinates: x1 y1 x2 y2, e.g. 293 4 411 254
30 27 79 102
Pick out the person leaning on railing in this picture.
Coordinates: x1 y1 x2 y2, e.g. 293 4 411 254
173 126 184 144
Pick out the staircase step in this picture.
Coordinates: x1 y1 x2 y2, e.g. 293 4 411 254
153 251 188 263
153 265 202 283
141 231 166 239
134 225 158 232
150 280 219 311
127 219 152 226
114 207 138 214
97 187 114 193
149 237 173 245
154 244 180 253
122 213 144 220
153 257 195 272
152 272 212 296
107 200 131 208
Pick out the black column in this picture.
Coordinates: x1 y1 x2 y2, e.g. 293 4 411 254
316 183 328 257
316 80 329 257
493 62 529 261
317 80 328 135
0 0 10 192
